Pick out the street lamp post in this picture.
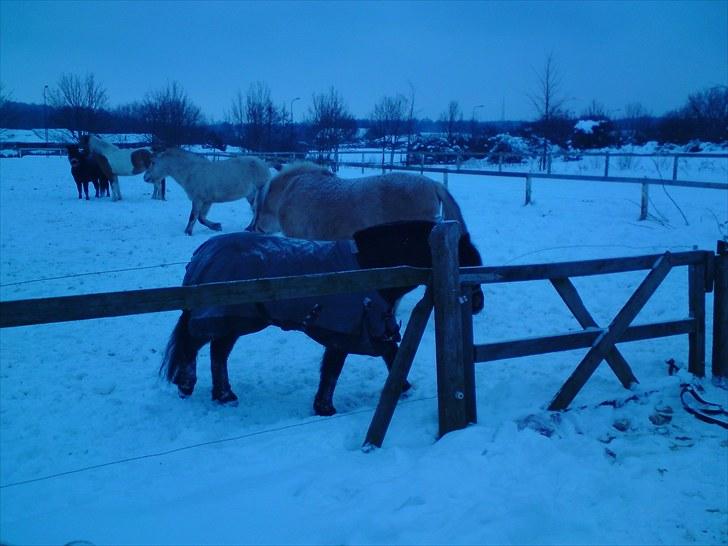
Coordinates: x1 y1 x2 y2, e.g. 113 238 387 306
43 85 49 149
471 104 484 138
290 97 301 124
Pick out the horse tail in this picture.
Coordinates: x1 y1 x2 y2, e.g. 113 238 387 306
160 310 193 382
434 182 468 233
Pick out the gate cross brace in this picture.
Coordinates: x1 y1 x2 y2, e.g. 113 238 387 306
549 253 673 411
364 288 434 449
550 277 639 389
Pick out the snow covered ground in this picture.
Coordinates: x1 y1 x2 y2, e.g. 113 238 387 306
0 153 726 545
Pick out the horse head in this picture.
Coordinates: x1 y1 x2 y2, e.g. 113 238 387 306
143 150 166 184
353 220 484 314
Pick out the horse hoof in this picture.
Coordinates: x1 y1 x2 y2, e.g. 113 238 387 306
213 390 238 406
402 379 412 393
211 223 222 231
313 400 336 416
177 383 195 398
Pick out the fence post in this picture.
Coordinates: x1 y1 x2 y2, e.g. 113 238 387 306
712 240 728 378
443 170 448 189
547 152 552 175
639 182 649 220
361 152 365 174
498 153 503 172
688 254 707 377
420 153 424 175
672 156 679 181
429 221 470 438
604 151 610 177
524 175 532 205
460 285 477 424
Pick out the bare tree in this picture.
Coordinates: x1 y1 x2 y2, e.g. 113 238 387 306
244 82 285 152
227 90 247 150
142 81 202 146
370 94 408 163
404 82 417 164
0 83 11 134
623 102 652 144
308 86 356 162
48 72 108 139
683 85 728 141
582 100 609 119
439 100 462 143
529 54 568 168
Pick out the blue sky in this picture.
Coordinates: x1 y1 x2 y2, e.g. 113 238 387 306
1 0 725 122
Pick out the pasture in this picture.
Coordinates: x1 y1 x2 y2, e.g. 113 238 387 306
0 154 726 545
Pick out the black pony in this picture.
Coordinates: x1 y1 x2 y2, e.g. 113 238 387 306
160 220 484 416
67 145 111 200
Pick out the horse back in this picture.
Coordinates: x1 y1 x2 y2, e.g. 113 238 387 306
277 171 443 239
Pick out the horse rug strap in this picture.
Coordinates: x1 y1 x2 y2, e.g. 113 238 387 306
183 232 400 355
680 384 728 430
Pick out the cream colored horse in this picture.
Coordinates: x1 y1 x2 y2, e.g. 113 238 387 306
248 162 470 240
144 148 270 235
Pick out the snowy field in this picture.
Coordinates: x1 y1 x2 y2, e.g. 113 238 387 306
0 154 727 545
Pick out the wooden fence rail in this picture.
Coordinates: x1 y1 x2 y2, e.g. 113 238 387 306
1 226 724 448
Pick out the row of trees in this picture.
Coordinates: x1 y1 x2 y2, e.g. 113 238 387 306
1 64 726 152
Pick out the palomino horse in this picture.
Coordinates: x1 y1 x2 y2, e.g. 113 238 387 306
143 148 270 235
160 220 484 415
249 162 471 240
248 161 484 311
79 134 165 201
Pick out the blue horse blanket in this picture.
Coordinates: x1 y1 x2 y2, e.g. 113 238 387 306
183 232 400 356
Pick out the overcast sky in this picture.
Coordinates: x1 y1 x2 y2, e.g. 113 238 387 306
1 0 726 122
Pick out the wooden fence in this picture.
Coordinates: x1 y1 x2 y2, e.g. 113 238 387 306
1 223 726 449
249 150 728 222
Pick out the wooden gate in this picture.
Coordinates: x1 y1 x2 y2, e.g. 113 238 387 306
365 222 724 447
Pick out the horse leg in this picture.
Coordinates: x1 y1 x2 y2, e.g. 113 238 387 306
76 181 82 199
314 347 348 416
93 179 100 198
210 334 240 405
184 202 200 235
111 175 122 201
161 310 207 398
197 202 222 232
381 342 412 394
83 181 90 200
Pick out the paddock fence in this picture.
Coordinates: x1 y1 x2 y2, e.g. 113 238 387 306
246 149 728 222
0 225 726 448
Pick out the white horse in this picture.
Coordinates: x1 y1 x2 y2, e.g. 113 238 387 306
143 148 271 235
80 134 164 201
249 162 470 240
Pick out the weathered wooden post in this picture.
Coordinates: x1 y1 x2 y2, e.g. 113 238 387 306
361 152 365 174
712 240 728 378
420 153 425 175
460 283 477 424
604 151 610 177
639 182 649 220
688 253 707 377
524 175 532 205
429 221 471 437
443 170 449 189
672 156 679 181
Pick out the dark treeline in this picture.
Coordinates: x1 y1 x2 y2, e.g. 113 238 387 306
1 73 726 154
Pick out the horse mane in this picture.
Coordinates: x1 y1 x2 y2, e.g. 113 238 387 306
270 161 332 187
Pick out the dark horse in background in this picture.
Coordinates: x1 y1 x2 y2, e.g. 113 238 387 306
67 145 111 200
161 220 484 416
